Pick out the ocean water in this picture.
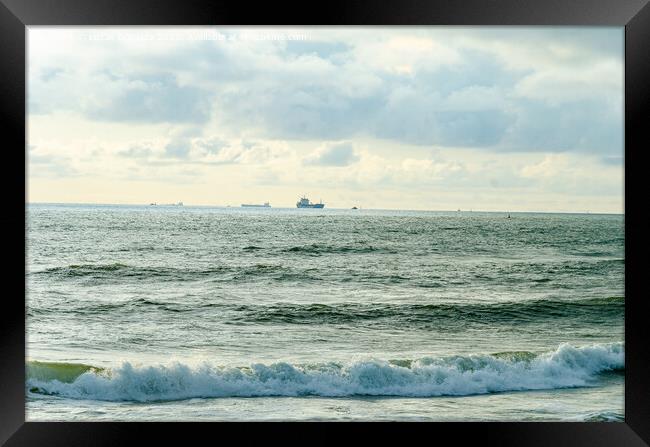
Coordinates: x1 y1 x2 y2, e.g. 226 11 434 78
25 204 625 421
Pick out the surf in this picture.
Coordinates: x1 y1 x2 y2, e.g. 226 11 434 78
27 342 623 402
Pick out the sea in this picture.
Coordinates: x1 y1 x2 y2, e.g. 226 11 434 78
25 203 625 421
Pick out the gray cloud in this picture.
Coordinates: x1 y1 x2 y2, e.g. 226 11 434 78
164 138 192 159
206 45 619 155
601 155 623 166
29 29 623 157
87 73 212 124
30 68 214 124
502 99 623 153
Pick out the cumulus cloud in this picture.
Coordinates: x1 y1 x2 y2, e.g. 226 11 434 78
303 142 359 166
87 73 213 124
28 27 623 155
195 137 229 155
30 67 213 124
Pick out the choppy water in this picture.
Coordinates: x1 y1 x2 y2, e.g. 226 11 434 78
26 204 625 421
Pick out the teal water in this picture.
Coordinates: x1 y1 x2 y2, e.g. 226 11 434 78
26 204 624 421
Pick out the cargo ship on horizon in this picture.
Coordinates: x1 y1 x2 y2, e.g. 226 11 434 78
296 196 325 209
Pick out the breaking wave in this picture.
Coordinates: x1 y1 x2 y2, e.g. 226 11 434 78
27 342 623 402
579 411 625 422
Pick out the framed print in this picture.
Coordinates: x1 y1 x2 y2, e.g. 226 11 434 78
1 0 649 445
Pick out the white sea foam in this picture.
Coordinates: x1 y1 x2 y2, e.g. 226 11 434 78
27 342 623 402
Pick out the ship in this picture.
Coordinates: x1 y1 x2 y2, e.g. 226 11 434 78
150 202 183 206
296 196 325 209
241 202 271 208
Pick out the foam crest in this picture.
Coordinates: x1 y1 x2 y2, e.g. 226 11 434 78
27 342 623 402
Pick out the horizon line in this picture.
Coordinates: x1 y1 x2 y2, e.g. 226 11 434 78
25 201 624 216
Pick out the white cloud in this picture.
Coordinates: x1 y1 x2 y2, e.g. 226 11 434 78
353 35 461 75
303 142 359 166
514 59 622 106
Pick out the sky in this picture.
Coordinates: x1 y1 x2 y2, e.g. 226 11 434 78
27 27 624 213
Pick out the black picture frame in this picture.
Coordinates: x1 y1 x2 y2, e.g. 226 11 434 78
2 0 648 445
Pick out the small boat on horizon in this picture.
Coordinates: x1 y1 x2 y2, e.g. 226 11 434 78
241 202 271 208
150 202 183 206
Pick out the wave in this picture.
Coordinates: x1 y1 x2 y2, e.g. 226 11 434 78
579 411 624 422
27 361 105 383
30 263 288 282
27 342 623 402
30 263 327 284
36 296 623 326
230 296 624 326
25 263 435 287
282 244 398 255
29 256 624 288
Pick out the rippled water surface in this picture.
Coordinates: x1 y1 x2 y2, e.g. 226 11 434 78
26 204 624 421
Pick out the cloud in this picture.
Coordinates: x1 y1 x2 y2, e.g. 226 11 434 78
86 73 213 124
303 142 359 166
164 137 192 159
28 152 79 178
284 40 351 59
519 153 622 196
601 155 623 166
195 137 229 155
40 67 65 82
119 145 153 158
28 28 623 157
112 133 289 168
502 98 622 153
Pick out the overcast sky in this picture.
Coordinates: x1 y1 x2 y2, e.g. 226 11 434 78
27 27 623 212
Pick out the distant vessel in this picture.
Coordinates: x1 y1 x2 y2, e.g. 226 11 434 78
150 202 183 206
296 196 325 209
352 206 358 210
241 202 271 208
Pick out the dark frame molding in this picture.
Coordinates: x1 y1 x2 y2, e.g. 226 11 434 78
2 0 648 445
